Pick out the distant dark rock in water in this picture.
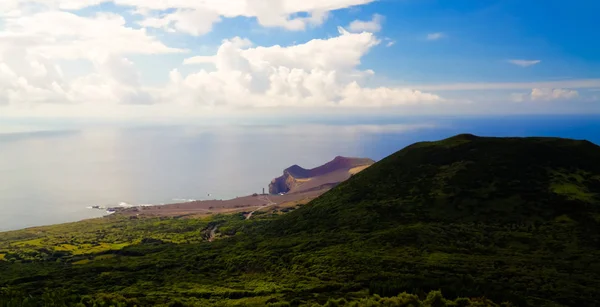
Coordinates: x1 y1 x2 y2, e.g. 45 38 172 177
269 156 375 195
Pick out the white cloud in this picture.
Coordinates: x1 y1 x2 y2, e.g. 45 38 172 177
348 13 384 33
512 88 579 102
530 88 579 101
0 0 106 13
508 59 541 67
0 0 376 34
120 0 375 33
412 79 600 91
0 0 446 114
243 0 331 31
0 9 183 106
2 0 593 118
382 37 395 47
171 27 442 108
137 9 222 36
339 82 442 106
185 28 379 72
426 32 444 40
1 11 185 59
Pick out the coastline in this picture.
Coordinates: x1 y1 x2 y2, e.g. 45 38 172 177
112 188 328 218
0 188 329 234
2 155 374 233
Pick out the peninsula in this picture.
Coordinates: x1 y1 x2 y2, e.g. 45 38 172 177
113 156 375 218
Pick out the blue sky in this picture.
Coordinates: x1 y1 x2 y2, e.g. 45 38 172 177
126 0 600 84
365 0 600 83
0 0 598 120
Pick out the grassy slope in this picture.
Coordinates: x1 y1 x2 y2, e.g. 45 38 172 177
1 134 600 306
263 134 600 305
277 134 600 231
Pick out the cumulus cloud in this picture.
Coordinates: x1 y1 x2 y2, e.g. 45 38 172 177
0 0 105 13
0 0 377 35
0 9 184 106
0 11 185 59
0 11 443 112
171 27 442 108
137 9 222 36
348 14 384 33
511 88 579 102
426 32 444 40
508 59 541 67
0 0 446 116
64 0 376 33
186 28 378 72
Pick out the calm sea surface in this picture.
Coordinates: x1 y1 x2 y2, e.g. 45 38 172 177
1 116 599 231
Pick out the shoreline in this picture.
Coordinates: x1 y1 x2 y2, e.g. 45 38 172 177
113 187 329 218
3 156 373 233
1 188 329 233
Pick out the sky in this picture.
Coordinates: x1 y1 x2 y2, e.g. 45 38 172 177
0 0 599 121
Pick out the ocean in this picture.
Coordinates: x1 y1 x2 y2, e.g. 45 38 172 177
1 115 599 231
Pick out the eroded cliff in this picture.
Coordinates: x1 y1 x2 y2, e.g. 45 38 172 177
269 156 375 194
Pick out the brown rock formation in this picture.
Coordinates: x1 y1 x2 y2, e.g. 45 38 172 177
268 156 375 194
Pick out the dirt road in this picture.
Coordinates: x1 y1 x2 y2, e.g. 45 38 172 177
246 195 276 220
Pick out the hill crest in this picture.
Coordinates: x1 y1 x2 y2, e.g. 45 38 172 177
274 134 600 232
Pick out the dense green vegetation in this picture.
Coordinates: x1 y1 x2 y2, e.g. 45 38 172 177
0 214 243 263
0 288 509 307
1 134 600 306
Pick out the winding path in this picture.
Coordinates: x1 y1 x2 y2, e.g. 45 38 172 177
207 195 276 242
246 196 277 220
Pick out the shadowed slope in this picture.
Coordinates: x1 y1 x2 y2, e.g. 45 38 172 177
258 134 600 306
275 134 600 233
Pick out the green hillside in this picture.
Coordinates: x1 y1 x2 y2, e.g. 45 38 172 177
1 134 600 306
277 133 600 231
